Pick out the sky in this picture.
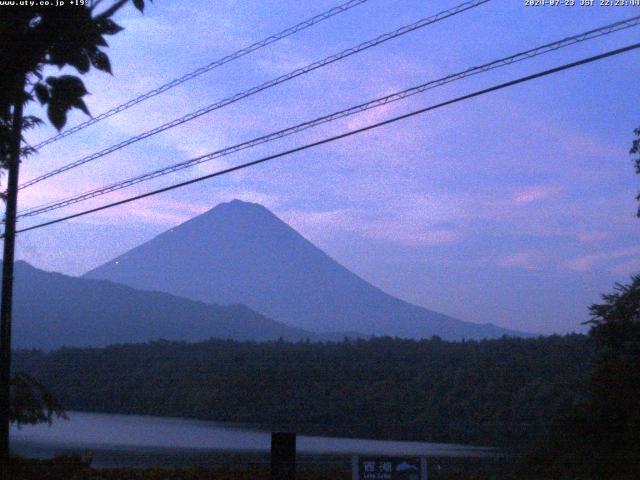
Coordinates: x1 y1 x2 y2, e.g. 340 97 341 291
13 0 640 335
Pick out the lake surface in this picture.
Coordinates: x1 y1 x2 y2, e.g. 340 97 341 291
11 411 496 468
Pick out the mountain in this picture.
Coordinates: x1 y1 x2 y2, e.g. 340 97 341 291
10 261 339 350
85 200 526 340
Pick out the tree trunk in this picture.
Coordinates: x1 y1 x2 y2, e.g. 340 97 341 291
0 76 25 463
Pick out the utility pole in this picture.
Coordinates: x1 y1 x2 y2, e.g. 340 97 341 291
271 432 296 480
0 76 25 464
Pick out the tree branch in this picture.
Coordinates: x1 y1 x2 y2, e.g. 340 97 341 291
95 0 128 21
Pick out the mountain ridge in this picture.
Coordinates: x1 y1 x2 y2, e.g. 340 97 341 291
9 260 356 350
85 199 528 340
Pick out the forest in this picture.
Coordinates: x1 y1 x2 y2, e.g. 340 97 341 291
13 334 594 450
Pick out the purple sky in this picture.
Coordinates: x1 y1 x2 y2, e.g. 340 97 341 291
15 0 640 335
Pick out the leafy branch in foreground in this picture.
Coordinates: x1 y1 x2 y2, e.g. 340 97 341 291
1 0 151 139
10 372 66 427
1 1 153 437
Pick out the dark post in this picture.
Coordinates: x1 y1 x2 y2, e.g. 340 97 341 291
0 76 25 464
271 432 296 480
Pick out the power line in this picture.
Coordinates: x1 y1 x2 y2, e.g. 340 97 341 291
12 42 640 237
19 0 490 190
19 14 637 217
17 15 640 219
31 0 372 150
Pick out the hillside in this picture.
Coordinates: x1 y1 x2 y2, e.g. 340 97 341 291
9 261 334 349
85 200 526 340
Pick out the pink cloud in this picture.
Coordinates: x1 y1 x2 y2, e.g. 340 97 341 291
565 247 640 273
361 223 460 247
609 256 640 277
512 185 562 205
283 206 461 247
575 231 611 243
496 251 545 271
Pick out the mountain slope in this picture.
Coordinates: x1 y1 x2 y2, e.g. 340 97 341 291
10 261 332 350
85 200 526 340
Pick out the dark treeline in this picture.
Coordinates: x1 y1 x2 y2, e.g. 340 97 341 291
13 334 593 449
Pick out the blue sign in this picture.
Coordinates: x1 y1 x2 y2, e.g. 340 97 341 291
352 456 427 480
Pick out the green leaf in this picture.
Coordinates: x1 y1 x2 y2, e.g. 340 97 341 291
45 76 90 130
96 18 124 35
90 50 112 74
71 98 91 117
47 99 67 131
53 75 88 98
34 84 49 105
71 52 91 74
22 116 44 131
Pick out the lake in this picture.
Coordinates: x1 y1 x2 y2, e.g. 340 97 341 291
11 411 497 468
